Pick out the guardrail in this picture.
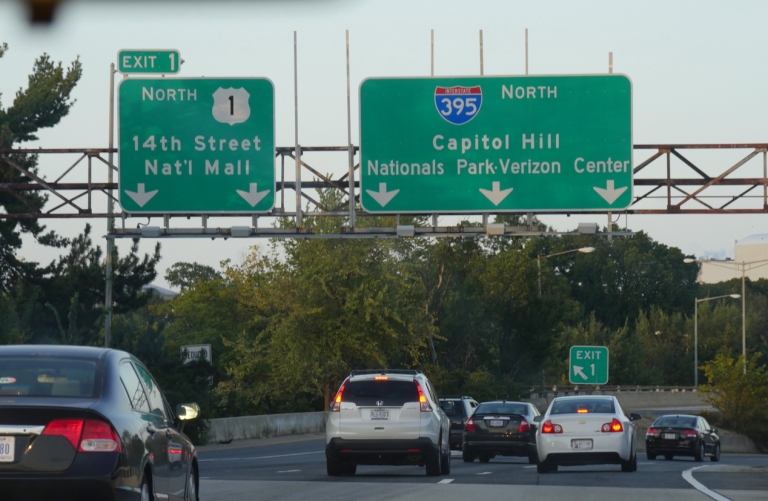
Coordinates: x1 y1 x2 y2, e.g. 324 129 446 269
526 386 699 398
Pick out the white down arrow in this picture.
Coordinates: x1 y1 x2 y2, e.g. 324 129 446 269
479 181 513 206
593 180 628 205
237 183 270 207
366 183 400 207
124 183 158 207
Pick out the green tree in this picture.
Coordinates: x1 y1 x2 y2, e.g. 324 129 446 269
165 262 220 290
700 351 768 444
0 44 82 289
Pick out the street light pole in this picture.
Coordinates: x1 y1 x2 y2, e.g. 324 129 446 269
694 294 740 387
538 247 595 297
685 257 768 376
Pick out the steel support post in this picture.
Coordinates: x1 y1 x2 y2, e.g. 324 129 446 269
294 32 302 227
346 30 355 228
694 299 698 387
105 63 115 348
742 266 747 374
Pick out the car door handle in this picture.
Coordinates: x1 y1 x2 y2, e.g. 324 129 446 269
147 425 157 435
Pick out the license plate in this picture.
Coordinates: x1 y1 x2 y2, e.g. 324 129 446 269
572 439 593 450
664 433 676 440
370 410 389 420
0 437 14 462
487 420 504 428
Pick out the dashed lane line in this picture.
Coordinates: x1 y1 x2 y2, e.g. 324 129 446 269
438 479 454 484
476 472 492 475
278 470 301 473
682 466 732 501
199 451 324 462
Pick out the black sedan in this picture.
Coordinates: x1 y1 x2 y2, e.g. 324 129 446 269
462 401 538 464
0 345 201 501
645 414 721 462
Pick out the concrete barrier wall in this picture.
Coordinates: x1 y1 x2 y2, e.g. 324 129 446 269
524 391 708 412
206 411 328 443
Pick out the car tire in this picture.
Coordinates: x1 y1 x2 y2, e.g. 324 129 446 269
478 454 491 463
140 475 152 501
710 443 720 462
537 461 557 473
665 454 674 461
621 451 637 472
528 450 539 464
327 458 343 476
694 442 705 462
646 452 657 460
426 440 442 476
462 451 476 463
342 462 357 475
441 448 451 475
185 468 198 501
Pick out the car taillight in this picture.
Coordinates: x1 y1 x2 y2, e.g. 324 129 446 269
78 420 121 452
42 419 83 449
541 419 562 434
601 418 623 433
465 417 475 433
646 427 660 438
331 383 345 412
42 419 120 452
681 429 698 438
517 418 530 433
414 381 432 412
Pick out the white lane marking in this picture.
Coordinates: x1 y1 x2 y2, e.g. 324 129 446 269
278 469 301 473
438 479 454 484
476 471 492 475
524 466 537 469
198 451 323 462
682 466 732 501
639 462 655 465
199 477 210 479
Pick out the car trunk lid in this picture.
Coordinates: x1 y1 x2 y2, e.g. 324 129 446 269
339 378 421 440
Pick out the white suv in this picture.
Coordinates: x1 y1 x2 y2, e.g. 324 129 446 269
325 369 451 476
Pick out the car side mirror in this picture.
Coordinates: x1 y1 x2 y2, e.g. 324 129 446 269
176 402 200 421
533 416 543 423
629 413 641 421
711 428 718 434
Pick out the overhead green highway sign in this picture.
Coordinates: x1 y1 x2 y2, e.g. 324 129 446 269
118 78 275 213
118 49 181 74
359 75 632 213
569 345 609 385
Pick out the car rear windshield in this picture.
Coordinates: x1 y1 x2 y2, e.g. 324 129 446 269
550 398 615 414
654 416 697 428
342 380 419 407
440 400 465 417
0 357 99 398
475 403 528 415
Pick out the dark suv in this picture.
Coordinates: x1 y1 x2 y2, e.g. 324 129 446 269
438 396 478 450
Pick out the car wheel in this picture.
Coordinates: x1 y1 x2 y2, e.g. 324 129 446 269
710 443 720 462
441 448 451 475
622 451 637 472
528 450 539 464
140 474 152 501
462 451 476 463
646 452 657 460
694 442 705 462
478 454 491 463
327 458 343 476
426 439 442 476
665 454 674 461
342 462 357 475
185 469 198 501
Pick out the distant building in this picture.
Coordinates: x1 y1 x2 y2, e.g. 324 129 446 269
142 284 179 300
698 234 768 283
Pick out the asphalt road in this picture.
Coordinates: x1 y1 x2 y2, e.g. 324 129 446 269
197 434 768 501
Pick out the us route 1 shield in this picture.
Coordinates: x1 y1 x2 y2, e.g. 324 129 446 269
118 78 275 213
360 75 632 213
569 345 609 385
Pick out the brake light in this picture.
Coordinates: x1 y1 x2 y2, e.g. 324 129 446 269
681 429 698 438
517 418 530 433
78 420 121 452
577 409 588 414
331 383 345 412
541 420 562 434
414 381 432 412
42 419 83 449
601 418 623 433
374 376 388 380
646 427 660 438
465 417 475 433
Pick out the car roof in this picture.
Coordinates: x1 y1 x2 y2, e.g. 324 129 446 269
0 344 112 360
552 395 614 400
347 373 418 382
655 414 699 419
478 400 529 405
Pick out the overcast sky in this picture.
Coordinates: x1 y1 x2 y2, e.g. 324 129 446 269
2 0 767 289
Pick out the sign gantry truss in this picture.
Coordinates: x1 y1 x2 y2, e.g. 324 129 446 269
0 143 766 238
